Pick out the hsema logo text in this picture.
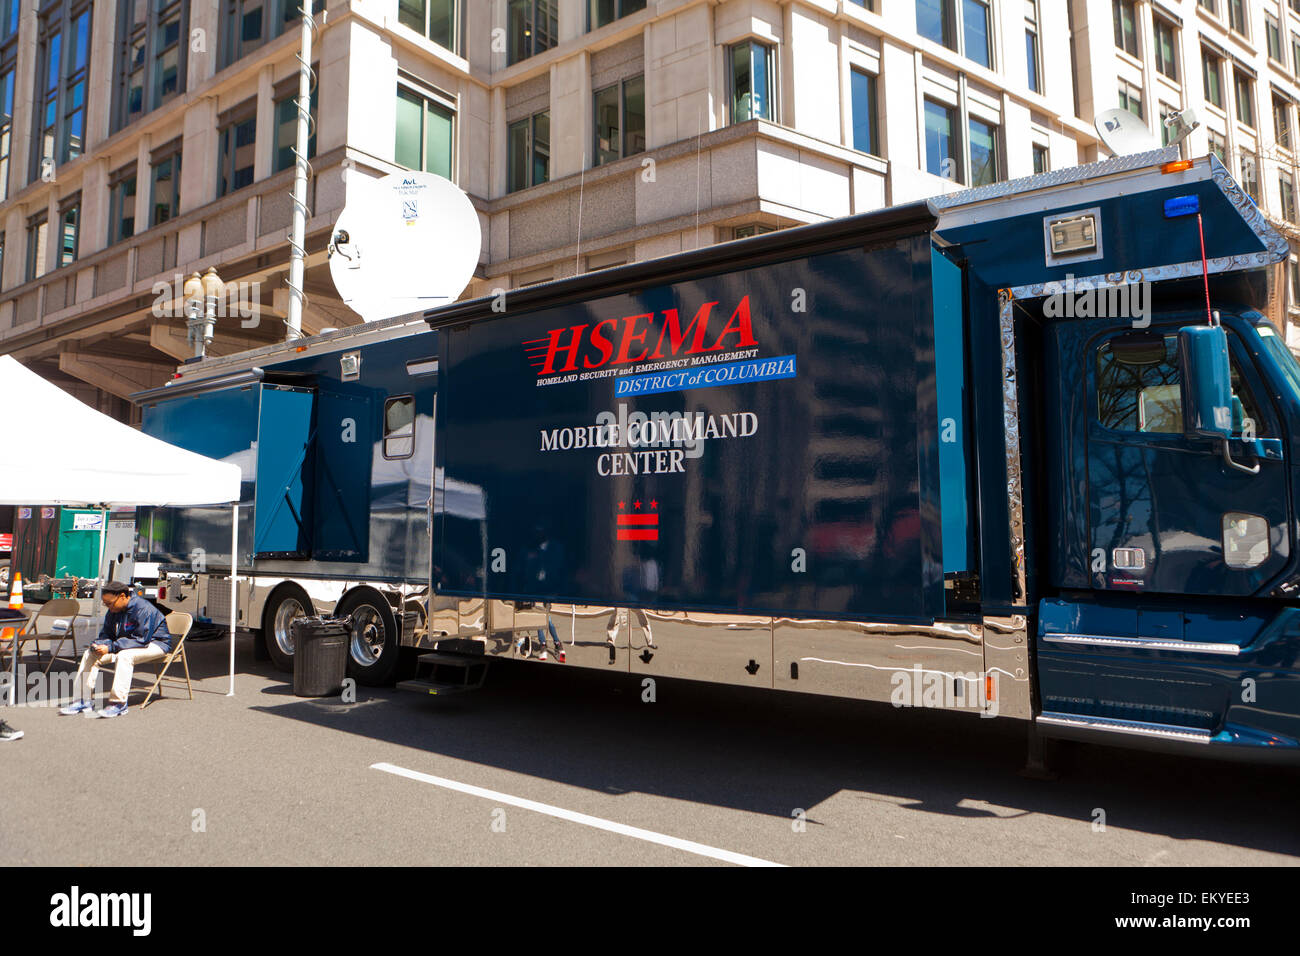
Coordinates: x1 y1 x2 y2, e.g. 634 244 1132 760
524 296 757 376
50 886 151 936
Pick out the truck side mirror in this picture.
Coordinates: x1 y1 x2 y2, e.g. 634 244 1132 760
1179 325 1260 475
1179 325 1232 440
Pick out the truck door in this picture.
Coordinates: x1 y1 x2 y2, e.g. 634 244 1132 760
254 384 316 559
312 387 373 561
1086 323 1290 596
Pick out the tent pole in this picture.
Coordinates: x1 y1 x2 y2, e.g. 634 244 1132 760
89 506 109 631
76 506 110 707
228 504 237 697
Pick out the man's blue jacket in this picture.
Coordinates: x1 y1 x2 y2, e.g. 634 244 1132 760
97 595 173 653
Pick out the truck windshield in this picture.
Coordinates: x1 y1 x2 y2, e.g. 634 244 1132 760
1253 319 1300 401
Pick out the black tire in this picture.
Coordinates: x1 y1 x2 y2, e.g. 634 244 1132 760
262 583 314 673
337 588 400 686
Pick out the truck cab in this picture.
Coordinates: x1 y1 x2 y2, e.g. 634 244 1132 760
936 151 1300 753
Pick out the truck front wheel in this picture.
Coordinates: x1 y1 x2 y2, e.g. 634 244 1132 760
337 589 400 686
262 584 313 673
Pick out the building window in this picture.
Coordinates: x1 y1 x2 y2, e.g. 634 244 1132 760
150 143 181 226
1025 2 1041 94
733 224 775 240
1275 95 1293 151
1203 50 1224 109
1153 17 1177 81
916 0 991 68
221 0 323 70
217 105 257 196
588 0 645 31
924 98 958 180
1235 73 1255 128
1281 171 1296 222
26 213 48 282
729 41 775 123
507 110 549 192
116 0 187 131
962 0 991 68
395 84 454 180
273 77 318 174
1293 35 1300 82
1113 0 1138 58
1032 142 1049 174
850 68 879 156
1207 128 1227 163
0 232 4 292
1240 153 1258 201
398 0 458 52
917 0 954 49
507 0 557 65
221 0 265 65
594 75 645 166
1118 81 1142 119
33 4 92 180
1268 14 1283 64
968 117 999 186
0 0 15 42
0 65 12 201
58 197 78 267
1228 0 1247 37
108 167 137 244
1198 0 1216 13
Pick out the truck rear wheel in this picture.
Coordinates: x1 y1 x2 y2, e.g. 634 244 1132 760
262 584 313 673
337 589 399 686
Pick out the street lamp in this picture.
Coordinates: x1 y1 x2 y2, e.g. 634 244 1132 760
185 267 225 359
183 271 203 358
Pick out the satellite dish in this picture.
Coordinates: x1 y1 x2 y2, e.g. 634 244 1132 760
1095 108 1162 156
328 171 481 322
1162 106 1199 149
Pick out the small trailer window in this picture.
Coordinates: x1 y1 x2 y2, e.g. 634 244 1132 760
1223 513 1269 569
383 396 415 459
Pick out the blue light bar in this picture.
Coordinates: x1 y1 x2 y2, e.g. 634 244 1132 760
1164 195 1200 218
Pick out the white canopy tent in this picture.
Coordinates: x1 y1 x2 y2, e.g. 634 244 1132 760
0 355 242 704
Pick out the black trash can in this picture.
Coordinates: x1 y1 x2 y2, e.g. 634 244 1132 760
292 616 350 697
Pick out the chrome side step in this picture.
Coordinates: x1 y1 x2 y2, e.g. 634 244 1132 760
1037 712 1212 744
1041 633 1241 656
397 652 489 697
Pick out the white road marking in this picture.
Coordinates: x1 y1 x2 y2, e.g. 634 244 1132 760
371 762 785 867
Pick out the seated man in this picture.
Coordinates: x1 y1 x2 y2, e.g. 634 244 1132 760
60 582 173 718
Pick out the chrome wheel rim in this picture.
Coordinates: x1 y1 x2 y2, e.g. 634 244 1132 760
350 605 385 666
274 598 306 656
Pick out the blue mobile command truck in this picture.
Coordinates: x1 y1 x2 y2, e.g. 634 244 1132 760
135 150 1300 762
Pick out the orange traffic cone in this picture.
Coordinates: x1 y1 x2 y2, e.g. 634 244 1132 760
2 572 21 647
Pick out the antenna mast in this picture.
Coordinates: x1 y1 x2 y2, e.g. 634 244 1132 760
286 0 317 341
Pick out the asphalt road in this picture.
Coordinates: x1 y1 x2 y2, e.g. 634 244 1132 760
1 634 1297 867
